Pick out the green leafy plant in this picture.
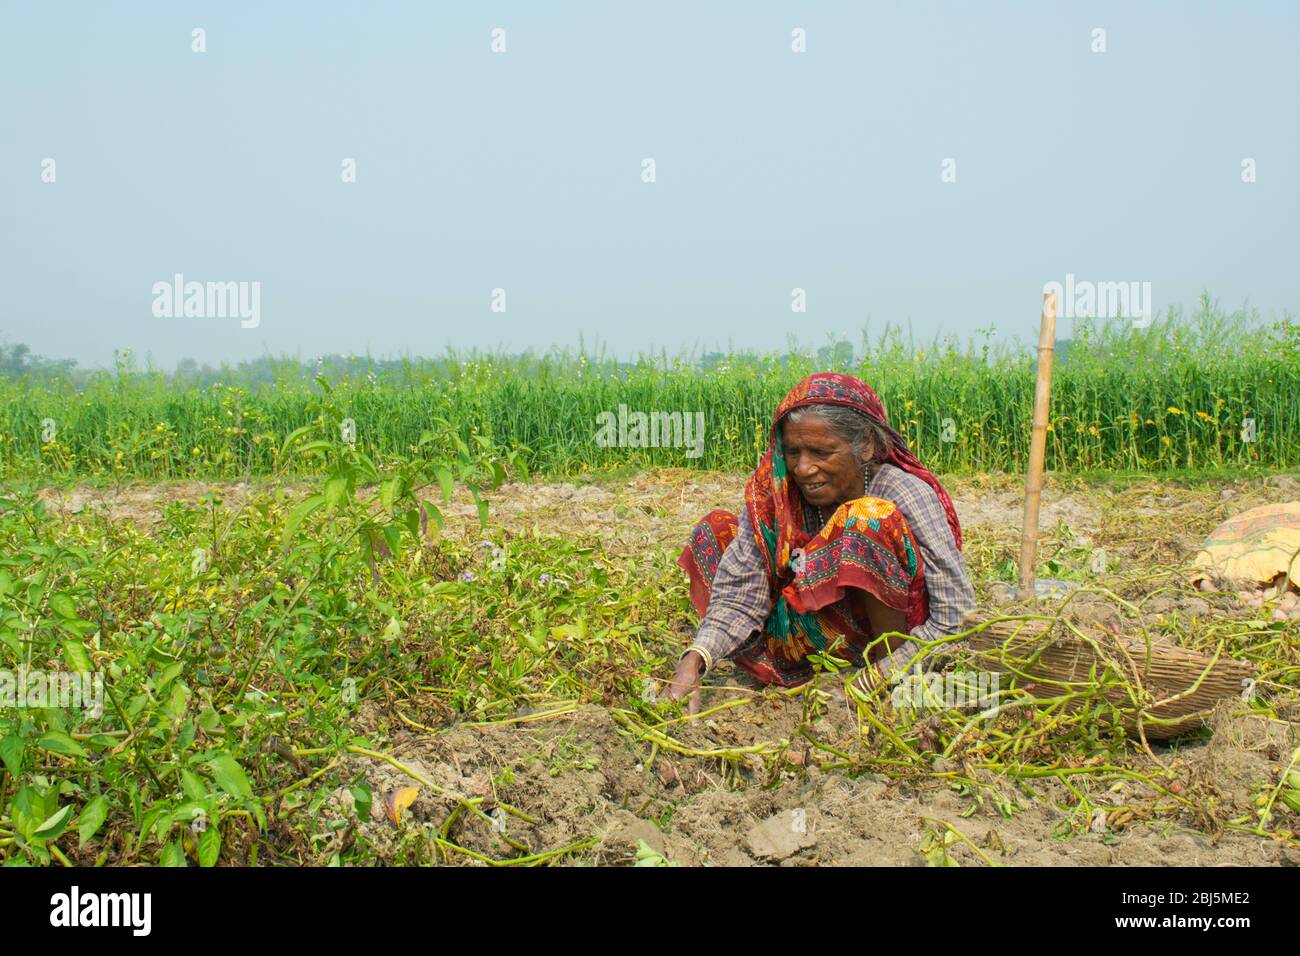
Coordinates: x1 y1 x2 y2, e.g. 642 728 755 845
634 839 678 867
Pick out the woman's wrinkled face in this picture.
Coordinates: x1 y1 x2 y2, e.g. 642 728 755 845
780 415 871 509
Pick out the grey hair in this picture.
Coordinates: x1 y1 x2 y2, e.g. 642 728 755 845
782 404 894 461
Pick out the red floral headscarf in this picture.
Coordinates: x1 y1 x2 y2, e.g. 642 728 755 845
744 372 963 589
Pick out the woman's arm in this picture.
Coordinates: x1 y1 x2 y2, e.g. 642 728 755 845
683 509 772 673
871 467 976 674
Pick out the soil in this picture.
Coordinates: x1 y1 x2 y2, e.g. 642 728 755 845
331 699 1297 867
35 469 1299 550
31 469 1300 866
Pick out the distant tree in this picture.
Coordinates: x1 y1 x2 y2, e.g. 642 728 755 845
816 341 855 369
0 342 77 381
699 352 727 371
0 342 32 376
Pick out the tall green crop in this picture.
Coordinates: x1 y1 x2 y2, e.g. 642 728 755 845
1 303 1295 480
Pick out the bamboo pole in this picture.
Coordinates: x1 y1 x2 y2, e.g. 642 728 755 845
1018 291 1058 597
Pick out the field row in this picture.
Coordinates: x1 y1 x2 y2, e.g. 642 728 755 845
2 470 1296 865
3 312 1296 479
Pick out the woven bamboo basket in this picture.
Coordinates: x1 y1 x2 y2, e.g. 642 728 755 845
961 613 1255 740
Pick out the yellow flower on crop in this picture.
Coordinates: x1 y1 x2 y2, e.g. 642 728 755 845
191 447 201 456
1196 411 1212 421
1045 422 1054 432
1167 406 1183 415
1144 418 1155 425
1088 425 1099 436
1161 436 1171 445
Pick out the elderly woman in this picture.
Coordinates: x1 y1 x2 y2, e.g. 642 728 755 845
665 373 975 712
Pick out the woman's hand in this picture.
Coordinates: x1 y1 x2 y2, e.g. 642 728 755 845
663 650 704 715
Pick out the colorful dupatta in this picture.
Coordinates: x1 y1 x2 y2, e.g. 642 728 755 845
680 373 964 687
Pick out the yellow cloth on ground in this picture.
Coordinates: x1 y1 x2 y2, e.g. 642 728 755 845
1192 501 1300 589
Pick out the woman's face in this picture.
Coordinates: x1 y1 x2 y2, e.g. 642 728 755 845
781 415 871 509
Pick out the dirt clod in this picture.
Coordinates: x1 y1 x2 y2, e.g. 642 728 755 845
747 810 817 861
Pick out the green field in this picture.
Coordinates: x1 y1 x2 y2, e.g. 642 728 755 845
1 301 1297 867
4 303 1297 482
3 465 1298 866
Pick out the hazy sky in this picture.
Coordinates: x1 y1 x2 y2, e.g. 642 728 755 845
2 1 1296 369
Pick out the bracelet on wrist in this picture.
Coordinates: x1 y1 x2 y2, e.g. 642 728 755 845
684 645 712 675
